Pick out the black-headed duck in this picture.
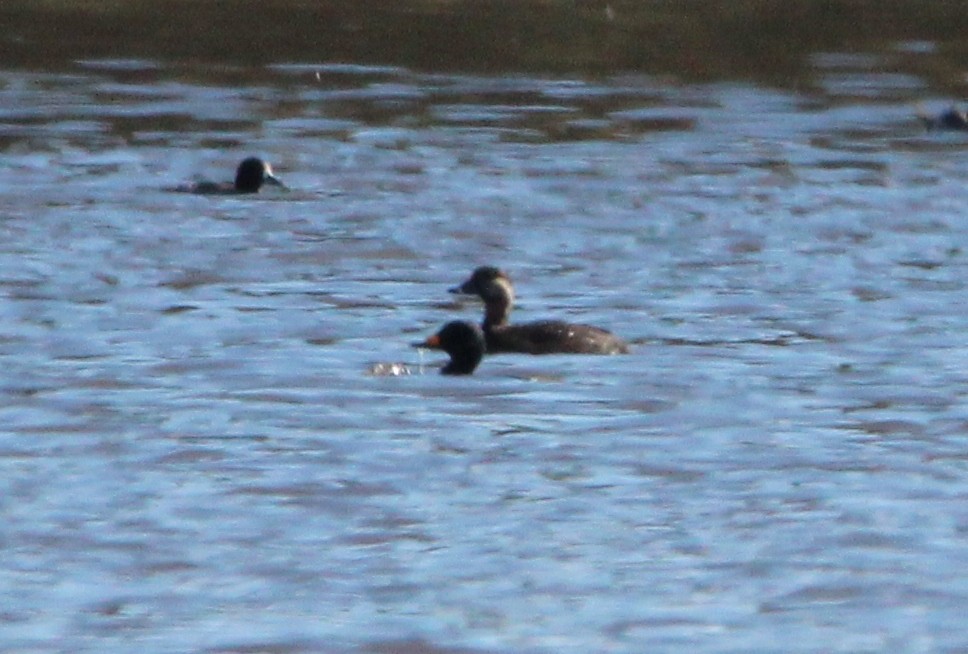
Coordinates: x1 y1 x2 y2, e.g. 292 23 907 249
412 320 486 375
186 157 287 194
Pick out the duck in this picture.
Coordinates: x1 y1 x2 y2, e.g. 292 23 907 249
185 157 287 194
412 321 486 375
917 106 968 131
449 266 630 355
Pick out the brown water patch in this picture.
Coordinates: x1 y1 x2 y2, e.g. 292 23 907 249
0 1 965 90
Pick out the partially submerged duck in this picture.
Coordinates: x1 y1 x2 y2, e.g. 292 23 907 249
183 157 287 194
412 320 486 375
917 106 968 131
450 266 630 355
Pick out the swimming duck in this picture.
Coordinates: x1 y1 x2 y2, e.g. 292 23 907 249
450 266 630 355
917 106 968 131
187 157 287 194
412 321 486 375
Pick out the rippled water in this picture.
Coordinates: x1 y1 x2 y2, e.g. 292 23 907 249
2 37 968 654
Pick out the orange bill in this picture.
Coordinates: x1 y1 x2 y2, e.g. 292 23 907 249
412 333 441 349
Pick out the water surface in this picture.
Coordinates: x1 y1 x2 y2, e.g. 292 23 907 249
1 3 968 653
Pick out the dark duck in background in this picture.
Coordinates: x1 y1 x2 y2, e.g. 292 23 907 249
183 157 287 194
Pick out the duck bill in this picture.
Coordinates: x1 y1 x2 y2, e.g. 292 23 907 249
412 334 441 349
264 174 288 190
448 280 474 295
